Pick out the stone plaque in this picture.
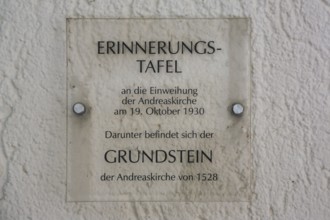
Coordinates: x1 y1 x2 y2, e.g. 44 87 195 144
66 18 251 202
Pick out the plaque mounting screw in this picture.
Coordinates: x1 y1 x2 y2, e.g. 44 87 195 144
72 102 86 115
232 103 244 116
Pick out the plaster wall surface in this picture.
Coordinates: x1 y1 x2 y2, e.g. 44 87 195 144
0 0 329 219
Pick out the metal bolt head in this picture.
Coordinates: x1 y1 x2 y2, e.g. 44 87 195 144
232 103 244 116
73 102 86 115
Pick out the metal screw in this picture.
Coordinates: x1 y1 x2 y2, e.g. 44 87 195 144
72 102 86 115
232 103 244 116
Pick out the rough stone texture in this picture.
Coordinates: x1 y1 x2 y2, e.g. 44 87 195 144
0 0 329 219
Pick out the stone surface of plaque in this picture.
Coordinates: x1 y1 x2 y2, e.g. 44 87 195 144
67 18 251 202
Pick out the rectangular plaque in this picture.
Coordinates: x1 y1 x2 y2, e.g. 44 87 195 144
67 18 251 202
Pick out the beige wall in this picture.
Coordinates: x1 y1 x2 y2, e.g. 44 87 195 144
0 0 329 219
